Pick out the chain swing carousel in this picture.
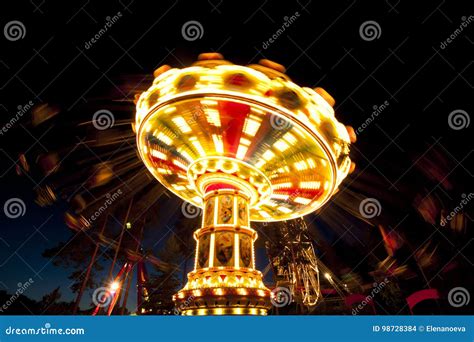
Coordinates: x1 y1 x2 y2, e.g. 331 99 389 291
134 53 355 315
16 50 470 316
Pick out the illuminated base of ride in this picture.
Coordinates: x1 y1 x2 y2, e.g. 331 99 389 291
173 189 272 315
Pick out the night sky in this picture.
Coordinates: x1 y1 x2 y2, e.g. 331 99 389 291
0 0 472 314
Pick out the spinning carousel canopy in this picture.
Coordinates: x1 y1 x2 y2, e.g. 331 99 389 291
136 53 352 221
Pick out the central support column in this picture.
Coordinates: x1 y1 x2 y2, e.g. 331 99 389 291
173 188 272 315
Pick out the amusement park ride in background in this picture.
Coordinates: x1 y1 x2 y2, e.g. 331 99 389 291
264 218 349 314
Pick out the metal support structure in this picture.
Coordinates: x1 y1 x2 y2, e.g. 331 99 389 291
120 222 145 315
107 197 133 281
72 215 108 314
266 218 322 313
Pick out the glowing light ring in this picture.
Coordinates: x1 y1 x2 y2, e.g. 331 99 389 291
188 156 273 206
195 226 257 239
137 94 339 220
